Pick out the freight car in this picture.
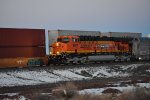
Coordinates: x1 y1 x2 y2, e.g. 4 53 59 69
48 35 135 64
0 28 48 68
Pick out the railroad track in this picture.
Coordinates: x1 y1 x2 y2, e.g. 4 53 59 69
0 61 149 72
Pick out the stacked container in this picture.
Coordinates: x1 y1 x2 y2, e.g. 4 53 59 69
101 32 142 39
0 28 47 68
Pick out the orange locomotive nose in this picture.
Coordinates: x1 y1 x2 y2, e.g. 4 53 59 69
55 42 60 47
51 42 61 55
51 41 67 55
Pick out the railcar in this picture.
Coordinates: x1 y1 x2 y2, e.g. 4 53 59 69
0 28 48 68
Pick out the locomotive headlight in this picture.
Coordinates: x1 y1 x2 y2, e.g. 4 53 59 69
56 51 60 55
56 43 59 46
50 52 52 55
139 57 142 60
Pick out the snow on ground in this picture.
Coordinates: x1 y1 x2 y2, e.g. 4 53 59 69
120 64 142 70
147 70 150 72
136 83 150 88
53 70 88 80
0 69 89 87
0 63 149 87
0 92 27 100
79 88 105 95
79 85 135 95
18 96 26 100
0 93 18 96
79 82 150 95
0 93 27 100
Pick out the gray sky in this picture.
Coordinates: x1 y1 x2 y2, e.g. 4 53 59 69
0 0 150 36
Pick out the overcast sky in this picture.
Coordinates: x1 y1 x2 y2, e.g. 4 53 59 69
0 0 150 36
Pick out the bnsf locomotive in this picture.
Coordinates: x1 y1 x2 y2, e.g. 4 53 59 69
49 35 134 64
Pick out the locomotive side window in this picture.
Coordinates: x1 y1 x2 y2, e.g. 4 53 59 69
72 38 79 42
62 37 70 43
72 38 76 42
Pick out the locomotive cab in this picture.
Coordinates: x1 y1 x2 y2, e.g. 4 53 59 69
57 36 79 43
50 36 80 56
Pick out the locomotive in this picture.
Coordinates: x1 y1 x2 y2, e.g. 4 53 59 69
49 35 134 64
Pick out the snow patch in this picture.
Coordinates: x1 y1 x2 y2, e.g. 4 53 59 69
136 83 150 88
19 96 26 100
0 93 18 96
79 86 135 95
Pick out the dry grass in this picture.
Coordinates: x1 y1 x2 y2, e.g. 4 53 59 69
56 82 78 91
71 88 150 100
70 94 113 100
118 87 150 100
50 82 150 100
52 82 78 99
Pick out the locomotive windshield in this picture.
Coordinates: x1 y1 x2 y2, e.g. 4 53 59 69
57 38 62 42
57 37 69 43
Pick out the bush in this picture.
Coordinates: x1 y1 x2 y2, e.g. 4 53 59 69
52 83 150 100
118 87 150 100
52 82 78 99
